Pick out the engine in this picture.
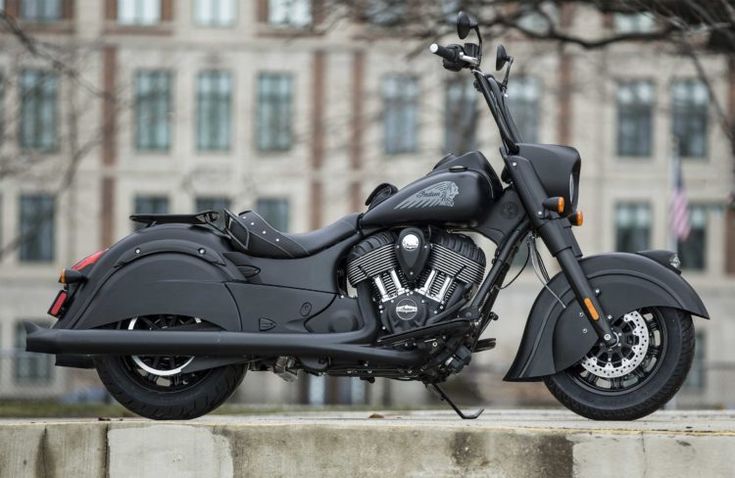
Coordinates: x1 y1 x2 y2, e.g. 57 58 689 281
347 228 486 335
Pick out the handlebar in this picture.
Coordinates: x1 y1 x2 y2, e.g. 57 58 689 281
430 42 518 154
429 43 457 62
429 43 480 67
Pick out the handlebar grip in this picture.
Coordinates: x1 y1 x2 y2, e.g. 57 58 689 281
430 43 457 62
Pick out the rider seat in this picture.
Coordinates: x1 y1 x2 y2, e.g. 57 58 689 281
227 210 360 259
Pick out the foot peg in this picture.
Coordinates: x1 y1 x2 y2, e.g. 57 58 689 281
427 383 484 420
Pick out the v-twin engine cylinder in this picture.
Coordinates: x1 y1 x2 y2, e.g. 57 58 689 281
347 229 485 334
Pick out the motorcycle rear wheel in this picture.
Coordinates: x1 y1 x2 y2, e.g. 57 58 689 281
94 316 246 420
545 307 694 421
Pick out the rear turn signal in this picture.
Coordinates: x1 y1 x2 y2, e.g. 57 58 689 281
570 210 584 226
59 269 86 285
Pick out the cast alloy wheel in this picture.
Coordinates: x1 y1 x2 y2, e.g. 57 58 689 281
545 307 694 420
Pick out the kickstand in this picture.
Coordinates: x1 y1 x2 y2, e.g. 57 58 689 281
428 383 484 420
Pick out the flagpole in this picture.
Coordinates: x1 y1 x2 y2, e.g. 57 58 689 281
665 135 680 411
669 136 680 254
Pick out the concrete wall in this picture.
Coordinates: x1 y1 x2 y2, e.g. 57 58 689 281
0 411 733 478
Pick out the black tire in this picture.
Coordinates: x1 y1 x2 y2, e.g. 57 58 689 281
545 308 695 421
95 356 246 420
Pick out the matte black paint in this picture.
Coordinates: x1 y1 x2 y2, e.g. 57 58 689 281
504 252 710 381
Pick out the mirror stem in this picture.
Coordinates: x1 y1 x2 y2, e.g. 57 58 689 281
501 57 513 91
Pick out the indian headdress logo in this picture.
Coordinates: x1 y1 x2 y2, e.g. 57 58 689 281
394 181 460 209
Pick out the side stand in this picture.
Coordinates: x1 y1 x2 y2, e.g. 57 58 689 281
427 383 484 420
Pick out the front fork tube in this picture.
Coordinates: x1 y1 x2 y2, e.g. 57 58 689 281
554 245 617 347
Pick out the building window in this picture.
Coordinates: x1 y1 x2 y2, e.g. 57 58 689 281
614 13 655 33
196 196 230 211
678 205 707 271
256 197 289 232
682 331 706 391
382 74 418 155
135 70 172 151
194 0 235 26
20 0 61 21
118 0 161 25
20 70 58 152
365 0 404 26
444 79 477 154
672 79 708 159
134 195 168 229
256 73 293 152
19 194 55 263
135 195 169 214
616 80 654 157
615 202 651 253
15 321 54 384
507 76 540 143
197 71 232 151
268 0 311 27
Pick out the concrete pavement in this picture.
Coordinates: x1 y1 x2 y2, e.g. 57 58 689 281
0 410 733 477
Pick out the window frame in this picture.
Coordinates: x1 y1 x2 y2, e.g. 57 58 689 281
14 320 54 385
267 0 313 28
614 201 652 253
671 78 709 160
444 77 478 154
193 0 236 27
382 73 419 156
677 204 708 272
195 196 231 212
117 0 162 26
615 79 655 158
255 197 290 232
19 0 63 22
18 193 55 263
506 75 541 143
134 69 173 152
19 69 59 153
255 72 294 152
196 70 233 152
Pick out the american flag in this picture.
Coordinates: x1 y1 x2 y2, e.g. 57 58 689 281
670 153 690 241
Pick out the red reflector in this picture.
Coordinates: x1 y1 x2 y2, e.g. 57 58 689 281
71 249 107 271
48 291 68 317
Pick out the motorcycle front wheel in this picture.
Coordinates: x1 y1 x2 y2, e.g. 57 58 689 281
545 307 695 421
94 316 246 420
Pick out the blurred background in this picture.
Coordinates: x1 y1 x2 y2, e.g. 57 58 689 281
0 0 733 416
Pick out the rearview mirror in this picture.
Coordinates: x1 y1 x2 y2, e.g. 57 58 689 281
457 11 478 40
496 44 511 71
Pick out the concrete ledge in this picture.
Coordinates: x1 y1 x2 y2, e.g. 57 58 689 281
0 410 733 477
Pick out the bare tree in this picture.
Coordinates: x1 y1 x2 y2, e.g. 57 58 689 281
0 12 124 258
327 0 735 202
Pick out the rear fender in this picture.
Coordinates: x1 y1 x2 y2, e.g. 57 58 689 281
504 252 709 381
61 225 243 331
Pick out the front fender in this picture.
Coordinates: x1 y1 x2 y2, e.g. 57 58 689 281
504 252 709 382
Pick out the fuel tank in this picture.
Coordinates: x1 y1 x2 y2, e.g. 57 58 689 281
361 151 502 229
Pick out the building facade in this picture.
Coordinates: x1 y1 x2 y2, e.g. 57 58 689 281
0 0 733 408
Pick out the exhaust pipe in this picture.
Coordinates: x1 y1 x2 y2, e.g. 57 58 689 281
25 323 424 366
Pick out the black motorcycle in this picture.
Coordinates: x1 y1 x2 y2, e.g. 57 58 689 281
27 12 708 420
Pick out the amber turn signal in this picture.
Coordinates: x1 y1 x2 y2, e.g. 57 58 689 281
570 210 584 226
58 269 86 285
542 197 565 214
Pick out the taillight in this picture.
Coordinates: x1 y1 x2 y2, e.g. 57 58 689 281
71 249 107 271
48 290 68 317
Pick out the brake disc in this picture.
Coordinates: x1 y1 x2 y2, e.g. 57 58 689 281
580 311 650 379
